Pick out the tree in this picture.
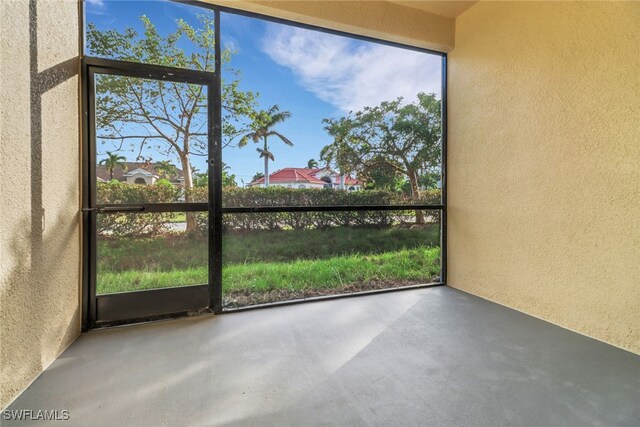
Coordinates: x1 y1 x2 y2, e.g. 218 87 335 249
322 93 441 223
221 163 237 188
193 171 208 188
99 151 127 180
193 162 236 187
418 170 441 190
252 172 264 182
87 13 257 232
360 156 404 192
307 158 318 169
154 160 178 180
320 117 362 190
239 105 293 187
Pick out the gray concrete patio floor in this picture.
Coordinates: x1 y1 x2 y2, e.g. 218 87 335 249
6 287 640 426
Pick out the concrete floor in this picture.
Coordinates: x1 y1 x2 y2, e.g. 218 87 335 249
6 287 640 426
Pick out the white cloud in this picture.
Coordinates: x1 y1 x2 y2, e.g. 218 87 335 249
86 0 105 7
262 25 441 112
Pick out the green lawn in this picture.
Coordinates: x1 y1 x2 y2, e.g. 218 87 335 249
97 225 441 305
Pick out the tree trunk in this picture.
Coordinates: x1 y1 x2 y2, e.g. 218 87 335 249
263 137 269 188
408 169 425 225
179 155 197 233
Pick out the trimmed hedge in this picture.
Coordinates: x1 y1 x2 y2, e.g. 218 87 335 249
97 182 441 236
97 179 181 204
97 181 180 236
213 209 441 233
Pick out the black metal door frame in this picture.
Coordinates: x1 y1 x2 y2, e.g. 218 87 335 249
81 3 447 330
81 55 220 329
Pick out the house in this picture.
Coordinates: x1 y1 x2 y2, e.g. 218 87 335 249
96 162 184 187
248 167 364 190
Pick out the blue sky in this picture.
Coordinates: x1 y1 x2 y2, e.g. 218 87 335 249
86 0 441 184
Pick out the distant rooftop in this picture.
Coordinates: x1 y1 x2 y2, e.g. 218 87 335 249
96 162 183 183
249 167 363 186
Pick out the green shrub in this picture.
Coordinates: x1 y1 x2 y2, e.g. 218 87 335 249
155 178 174 187
191 186 440 233
186 186 440 207
97 182 180 236
97 180 181 204
97 184 441 236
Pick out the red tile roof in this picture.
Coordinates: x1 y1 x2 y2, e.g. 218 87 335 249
251 168 325 185
343 176 362 185
250 167 362 186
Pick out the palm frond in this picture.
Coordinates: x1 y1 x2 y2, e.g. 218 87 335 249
269 111 292 125
267 104 279 116
256 148 275 161
267 131 294 146
264 104 292 126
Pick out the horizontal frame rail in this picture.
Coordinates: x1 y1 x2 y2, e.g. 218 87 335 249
92 203 208 213
223 282 445 313
96 284 209 323
84 56 215 84
93 282 445 328
222 204 444 214
92 203 445 214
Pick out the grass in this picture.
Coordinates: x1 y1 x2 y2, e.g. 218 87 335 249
223 247 441 292
98 225 440 270
96 225 441 305
97 246 441 296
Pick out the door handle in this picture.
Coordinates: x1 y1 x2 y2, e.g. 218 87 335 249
99 206 146 212
82 206 146 213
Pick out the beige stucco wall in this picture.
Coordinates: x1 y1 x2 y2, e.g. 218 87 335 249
0 0 81 409
448 1 640 354
209 0 455 52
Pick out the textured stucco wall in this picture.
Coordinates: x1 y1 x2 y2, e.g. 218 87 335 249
209 0 455 52
0 0 81 409
448 2 640 353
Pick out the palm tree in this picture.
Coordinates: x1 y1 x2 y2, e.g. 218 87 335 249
256 147 275 178
252 172 264 182
99 151 127 180
307 158 318 169
240 105 293 187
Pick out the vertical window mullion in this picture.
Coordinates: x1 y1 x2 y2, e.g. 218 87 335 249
209 7 223 313
440 54 448 285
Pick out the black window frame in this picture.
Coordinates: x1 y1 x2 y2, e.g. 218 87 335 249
81 0 447 330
